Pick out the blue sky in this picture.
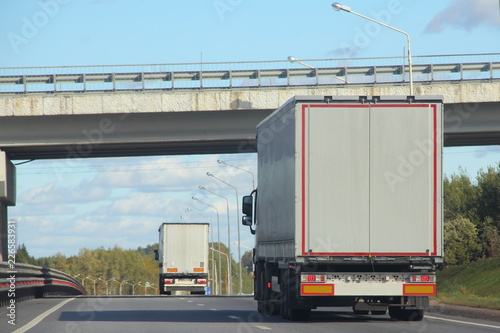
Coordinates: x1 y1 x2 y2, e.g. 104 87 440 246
1 0 500 258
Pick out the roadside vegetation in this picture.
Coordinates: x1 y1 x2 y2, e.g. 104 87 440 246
443 163 500 265
437 162 500 309
435 257 500 310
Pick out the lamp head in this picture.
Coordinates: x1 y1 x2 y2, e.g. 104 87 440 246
332 2 351 12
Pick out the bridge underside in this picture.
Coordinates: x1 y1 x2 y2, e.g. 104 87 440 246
0 109 271 160
0 102 499 160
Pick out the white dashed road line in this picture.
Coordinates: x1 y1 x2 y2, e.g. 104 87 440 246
255 325 272 330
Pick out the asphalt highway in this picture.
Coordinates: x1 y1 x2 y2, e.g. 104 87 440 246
1 296 499 333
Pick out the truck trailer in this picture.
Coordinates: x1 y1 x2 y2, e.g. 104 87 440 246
242 95 444 321
155 223 209 295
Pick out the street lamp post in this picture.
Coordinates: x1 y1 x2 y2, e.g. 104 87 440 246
192 196 224 295
130 281 141 295
331 2 413 95
207 172 242 295
208 258 218 295
198 185 232 295
210 247 231 295
85 276 97 296
98 277 111 295
217 159 256 190
110 278 121 295
288 56 349 83
73 274 87 288
112 278 128 296
187 207 216 295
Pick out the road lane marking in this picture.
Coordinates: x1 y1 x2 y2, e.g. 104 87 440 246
12 297 76 333
197 304 205 306
255 325 272 330
426 315 500 329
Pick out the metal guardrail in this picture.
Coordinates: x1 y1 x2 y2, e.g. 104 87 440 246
0 262 86 307
0 53 499 94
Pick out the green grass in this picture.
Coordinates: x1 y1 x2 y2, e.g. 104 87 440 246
434 257 500 310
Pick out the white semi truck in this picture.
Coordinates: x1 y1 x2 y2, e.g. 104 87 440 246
242 95 444 321
155 223 209 295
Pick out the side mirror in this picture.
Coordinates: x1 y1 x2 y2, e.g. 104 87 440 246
242 195 253 217
154 249 159 261
242 216 252 226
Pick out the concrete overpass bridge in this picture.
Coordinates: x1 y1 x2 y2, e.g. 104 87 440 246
0 53 500 259
0 53 499 160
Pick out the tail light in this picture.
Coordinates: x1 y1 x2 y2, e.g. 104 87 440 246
164 279 174 284
301 274 326 283
197 280 207 284
410 275 435 283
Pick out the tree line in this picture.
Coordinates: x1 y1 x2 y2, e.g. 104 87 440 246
15 242 254 296
443 162 500 265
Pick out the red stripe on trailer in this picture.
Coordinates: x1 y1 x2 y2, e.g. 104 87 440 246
301 103 439 257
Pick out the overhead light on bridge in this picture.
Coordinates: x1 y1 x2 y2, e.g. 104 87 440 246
287 56 315 69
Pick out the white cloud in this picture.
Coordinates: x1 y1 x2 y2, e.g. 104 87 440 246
424 0 500 33
12 154 257 258
12 203 75 216
91 192 173 216
19 179 111 204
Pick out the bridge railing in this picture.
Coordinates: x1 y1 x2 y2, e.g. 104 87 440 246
0 262 86 307
0 53 499 94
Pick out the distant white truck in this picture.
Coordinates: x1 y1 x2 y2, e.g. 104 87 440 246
155 223 209 295
242 96 444 321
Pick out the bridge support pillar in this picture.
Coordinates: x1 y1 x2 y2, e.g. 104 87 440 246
0 151 16 262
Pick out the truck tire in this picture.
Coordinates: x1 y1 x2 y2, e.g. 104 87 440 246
280 269 311 321
389 307 424 321
403 310 424 321
258 300 280 316
371 310 387 315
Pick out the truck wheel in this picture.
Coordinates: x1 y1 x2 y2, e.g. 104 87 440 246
353 309 370 315
290 309 311 321
280 270 310 321
403 310 424 321
389 306 402 320
389 307 423 321
258 300 280 316
371 310 387 315
282 296 310 321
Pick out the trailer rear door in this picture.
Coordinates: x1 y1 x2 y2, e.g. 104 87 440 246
301 101 442 257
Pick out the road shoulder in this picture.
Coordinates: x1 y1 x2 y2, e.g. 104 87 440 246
427 300 500 322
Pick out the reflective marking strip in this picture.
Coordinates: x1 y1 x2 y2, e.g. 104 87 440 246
403 284 436 295
167 268 178 272
193 268 204 272
301 284 335 295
